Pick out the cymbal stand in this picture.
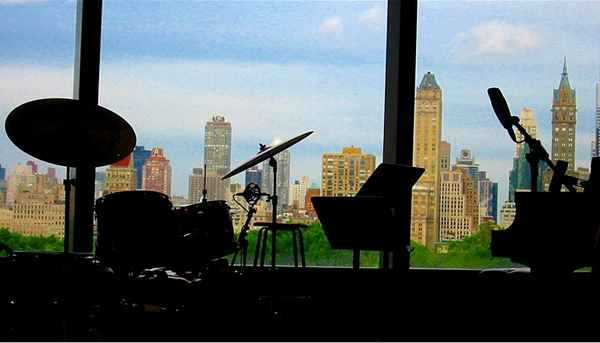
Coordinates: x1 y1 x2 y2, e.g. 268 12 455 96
267 155 278 269
63 168 75 253
231 205 256 267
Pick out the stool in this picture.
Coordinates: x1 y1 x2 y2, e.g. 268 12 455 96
253 222 308 267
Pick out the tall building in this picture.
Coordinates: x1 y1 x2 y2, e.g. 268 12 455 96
412 71 443 249
10 168 65 237
440 141 451 172
204 115 232 201
262 145 290 212
142 147 172 196
438 169 479 243
133 146 152 189
6 163 36 204
321 146 376 197
0 164 6 180
290 176 309 210
188 167 204 204
103 153 137 195
551 57 577 173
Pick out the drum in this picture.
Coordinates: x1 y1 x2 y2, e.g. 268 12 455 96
95 190 176 273
174 200 239 263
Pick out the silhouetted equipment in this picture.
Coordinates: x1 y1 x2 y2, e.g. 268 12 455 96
491 189 600 274
95 190 240 274
95 190 176 274
223 130 314 268
173 200 239 266
488 87 600 273
311 163 424 268
488 87 581 192
5 98 136 167
221 130 313 180
253 222 308 268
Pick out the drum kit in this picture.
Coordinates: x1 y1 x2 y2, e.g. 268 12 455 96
5 97 313 274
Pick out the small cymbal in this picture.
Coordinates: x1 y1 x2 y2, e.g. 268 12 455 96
5 98 136 167
222 130 313 180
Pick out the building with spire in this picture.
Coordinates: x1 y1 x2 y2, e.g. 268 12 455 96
142 147 172 196
412 71 443 249
551 57 577 173
204 115 232 201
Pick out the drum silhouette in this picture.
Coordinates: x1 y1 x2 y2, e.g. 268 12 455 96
95 190 176 274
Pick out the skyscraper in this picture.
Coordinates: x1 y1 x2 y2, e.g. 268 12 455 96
188 167 204 204
262 144 290 212
133 146 152 189
412 71 443 249
551 57 577 173
204 115 232 201
321 146 376 197
142 147 172 196
438 169 479 242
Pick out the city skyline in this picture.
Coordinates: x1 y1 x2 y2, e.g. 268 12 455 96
2 1 600 208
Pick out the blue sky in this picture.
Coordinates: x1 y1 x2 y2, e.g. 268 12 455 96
2 0 600 206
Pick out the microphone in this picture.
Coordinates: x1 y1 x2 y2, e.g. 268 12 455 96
234 182 268 205
487 87 517 142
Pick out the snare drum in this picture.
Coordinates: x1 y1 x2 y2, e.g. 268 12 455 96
174 200 239 262
95 190 176 273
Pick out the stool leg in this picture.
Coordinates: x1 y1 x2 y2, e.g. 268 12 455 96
254 229 263 267
260 229 269 267
292 230 298 268
298 229 306 268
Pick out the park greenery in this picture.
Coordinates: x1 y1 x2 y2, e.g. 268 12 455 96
0 221 522 269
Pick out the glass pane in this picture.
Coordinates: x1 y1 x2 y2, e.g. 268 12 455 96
0 2 76 249
98 1 387 267
414 0 600 269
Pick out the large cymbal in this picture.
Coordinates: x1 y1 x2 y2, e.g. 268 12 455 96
5 98 136 167
222 130 313 180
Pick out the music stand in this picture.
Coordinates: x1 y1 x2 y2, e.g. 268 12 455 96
312 163 424 268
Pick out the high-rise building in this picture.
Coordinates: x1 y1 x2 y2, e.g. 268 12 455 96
204 115 231 201
103 153 137 195
142 147 172 196
290 176 309 210
0 164 6 180
10 168 65 237
412 71 443 249
188 167 204 204
440 141 451 172
133 146 152 189
438 169 479 243
6 163 36 204
262 146 290 212
321 146 376 197
551 57 577 173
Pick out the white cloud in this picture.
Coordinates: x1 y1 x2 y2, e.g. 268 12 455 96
452 20 543 60
358 6 384 29
318 17 344 36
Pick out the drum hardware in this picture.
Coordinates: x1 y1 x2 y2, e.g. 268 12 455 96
231 182 269 267
222 131 313 268
5 98 136 253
